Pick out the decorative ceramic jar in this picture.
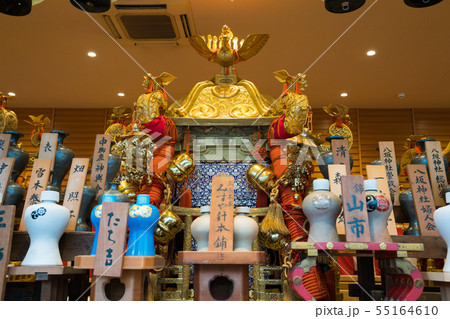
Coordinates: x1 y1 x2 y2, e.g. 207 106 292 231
191 206 211 251
126 194 160 256
166 153 196 182
47 130 75 193
233 207 258 251
434 193 450 272
90 194 116 255
399 188 420 235
4 131 29 209
318 136 353 179
302 179 341 242
21 191 70 266
76 185 96 231
97 182 129 204
365 179 393 243
105 145 121 191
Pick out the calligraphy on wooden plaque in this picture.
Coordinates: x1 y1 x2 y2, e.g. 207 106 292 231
0 134 11 158
0 206 15 300
425 141 448 207
93 202 129 278
366 164 397 236
90 134 111 199
341 175 371 242
64 158 89 231
0 158 14 205
328 164 347 235
407 164 438 236
208 174 234 251
378 141 400 206
331 138 351 176
38 133 58 170
19 158 52 231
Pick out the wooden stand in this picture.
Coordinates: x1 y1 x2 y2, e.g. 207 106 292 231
74 255 164 301
7 266 87 301
178 251 265 301
288 241 425 301
421 272 450 300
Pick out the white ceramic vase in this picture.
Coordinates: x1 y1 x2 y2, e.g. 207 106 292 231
434 193 450 272
191 206 211 251
233 207 258 251
365 179 393 243
22 191 70 266
302 179 341 242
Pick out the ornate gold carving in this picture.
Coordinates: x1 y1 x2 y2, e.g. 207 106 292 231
329 123 353 149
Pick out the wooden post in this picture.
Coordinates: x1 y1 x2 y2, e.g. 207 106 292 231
19 158 52 231
0 134 11 158
89 134 111 199
38 133 58 170
424 141 448 207
331 138 351 176
406 164 438 236
366 164 397 235
328 164 347 235
63 158 89 231
208 173 234 251
0 206 15 300
0 158 14 205
341 175 371 242
93 202 129 278
378 142 401 206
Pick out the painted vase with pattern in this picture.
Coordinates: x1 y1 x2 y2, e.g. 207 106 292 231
302 179 341 242
126 194 160 256
365 179 393 242
90 194 116 255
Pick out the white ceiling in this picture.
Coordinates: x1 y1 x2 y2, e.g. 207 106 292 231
0 0 449 110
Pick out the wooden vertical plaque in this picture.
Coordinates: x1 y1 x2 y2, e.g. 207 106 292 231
0 134 11 158
89 134 111 199
208 173 235 251
328 164 347 235
38 133 58 170
63 158 89 231
19 158 52 231
341 175 371 242
331 139 351 176
0 206 15 300
378 141 401 206
406 164 438 236
425 141 448 207
0 158 14 205
366 164 397 235
93 202 129 278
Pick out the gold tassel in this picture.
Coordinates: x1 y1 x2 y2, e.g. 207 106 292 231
261 202 290 236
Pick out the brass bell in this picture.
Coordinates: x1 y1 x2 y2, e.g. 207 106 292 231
246 163 276 192
166 153 196 183
154 209 183 244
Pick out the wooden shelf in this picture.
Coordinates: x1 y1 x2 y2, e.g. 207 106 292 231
74 255 165 270
421 272 450 282
290 241 424 252
8 265 86 276
178 251 265 265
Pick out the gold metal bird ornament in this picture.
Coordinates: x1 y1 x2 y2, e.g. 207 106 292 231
189 25 269 75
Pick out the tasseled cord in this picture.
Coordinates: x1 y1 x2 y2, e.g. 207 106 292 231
179 129 192 208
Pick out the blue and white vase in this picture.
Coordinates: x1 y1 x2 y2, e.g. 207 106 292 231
126 194 160 256
90 194 116 255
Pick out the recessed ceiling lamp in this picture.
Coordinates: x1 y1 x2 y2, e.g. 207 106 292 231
117 92 125 97
7 92 16 96
340 92 348 97
0 0 44 17
70 0 111 13
404 0 443 8
325 0 366 13
87 51 97 57
366 50 376 56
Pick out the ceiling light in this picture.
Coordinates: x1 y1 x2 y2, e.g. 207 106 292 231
117 93 125 97
397 93 406 99
70 0 111 13
7 92 15 96
366 50 376 56
404 0 443 8
87 52 97 57
340 92 348 97
325 0 366 13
